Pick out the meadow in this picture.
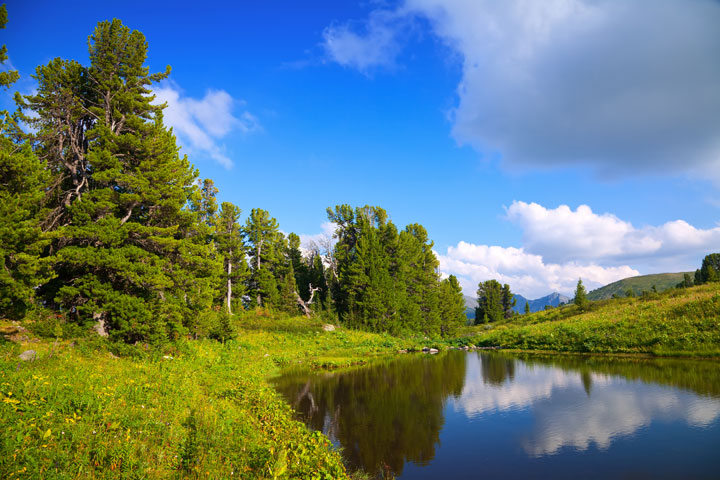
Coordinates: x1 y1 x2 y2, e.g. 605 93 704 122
1 284 718 479
0 314 421 479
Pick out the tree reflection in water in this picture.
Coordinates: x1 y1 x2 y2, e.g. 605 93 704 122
274 352 466 478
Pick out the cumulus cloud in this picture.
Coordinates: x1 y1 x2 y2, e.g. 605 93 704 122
437 200 720 297
153 82 260 168
436 242 638 298
324 0 720 179
506 201 720 266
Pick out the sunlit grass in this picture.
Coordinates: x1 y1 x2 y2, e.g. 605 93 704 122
461 284 720 356
0 314 416 479
2 284 717 478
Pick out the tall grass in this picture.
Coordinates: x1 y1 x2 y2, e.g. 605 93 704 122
0 315 416 479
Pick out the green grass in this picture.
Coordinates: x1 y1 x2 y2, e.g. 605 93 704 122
2 284 718 478
0 314 420 479
460 284 720 356
586 272 692 300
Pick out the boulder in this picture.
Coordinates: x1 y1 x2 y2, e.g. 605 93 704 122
429 348 439 354
18 350 37 361
322 324 336 332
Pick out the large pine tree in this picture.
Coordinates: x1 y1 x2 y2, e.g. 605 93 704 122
23 19 218 341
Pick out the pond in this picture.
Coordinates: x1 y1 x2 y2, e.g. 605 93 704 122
273 351 720 479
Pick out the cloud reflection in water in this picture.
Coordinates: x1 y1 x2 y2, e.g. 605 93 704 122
452 353 720 457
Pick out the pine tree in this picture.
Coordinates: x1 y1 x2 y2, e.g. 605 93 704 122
0 5 18 87
244 208 283 309
501 283 516 319
476 280 503 324
326 204 451 335
216 201 249 314
524 300 530 315
327 205 400 331
397 224 442 335
438 275 466 337
0 5 50 317
574 278 588 310
351 226 397 332
287 233 310 299
23 20 216 342
696 253 720 284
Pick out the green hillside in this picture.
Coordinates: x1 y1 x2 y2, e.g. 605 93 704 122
460 283 720 357
587 272 692 300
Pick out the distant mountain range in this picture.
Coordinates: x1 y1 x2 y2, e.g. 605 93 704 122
513 292 571 313
586 272 692 300
463 292 570 319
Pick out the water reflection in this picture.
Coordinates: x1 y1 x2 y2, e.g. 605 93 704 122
274 353 466 477
454 353 720 457
274 352 720 479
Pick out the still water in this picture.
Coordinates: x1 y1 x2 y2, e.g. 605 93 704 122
273 351 720 479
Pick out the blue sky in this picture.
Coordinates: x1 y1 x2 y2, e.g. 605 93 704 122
5 0 720 297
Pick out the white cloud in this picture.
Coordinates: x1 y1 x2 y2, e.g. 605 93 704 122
322 9 410 73
506 201 720 266
436 242 637 298
324 0 720 180
437 201 720 297
298 222 337 253
153 82 260 169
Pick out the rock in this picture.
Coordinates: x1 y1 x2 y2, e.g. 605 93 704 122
162 355 173 360
463 346 469 351
108 352 120 360
429 348 439 354
18 350 37 361
422 347 430 352
397 349 408 354
92 315 109 337
263 353 270 358
322 324 336 332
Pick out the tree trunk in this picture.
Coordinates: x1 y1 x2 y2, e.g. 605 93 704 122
226 250 232 315
92 312 108 337
256 243 262 306
295 284 321 318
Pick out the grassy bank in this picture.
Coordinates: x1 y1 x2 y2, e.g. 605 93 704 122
2 284 718 478
0 315 419 479
458 284 720 356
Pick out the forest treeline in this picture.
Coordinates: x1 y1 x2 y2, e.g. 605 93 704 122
0 17 466 342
